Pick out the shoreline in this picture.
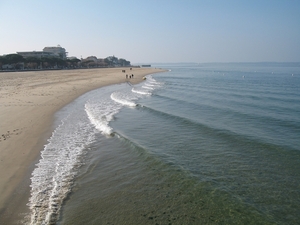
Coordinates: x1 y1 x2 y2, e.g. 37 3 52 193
0 67 166 223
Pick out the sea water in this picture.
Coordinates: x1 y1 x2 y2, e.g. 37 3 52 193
25 63 300 224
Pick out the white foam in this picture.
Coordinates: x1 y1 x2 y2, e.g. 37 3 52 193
27 112 95 224
110 92 137 107
142 85 154 90
145 75 163 87
85 101 118 135
144 84 156 87
131 87 151 95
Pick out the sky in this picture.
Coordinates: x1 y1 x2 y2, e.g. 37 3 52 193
0 0 299 63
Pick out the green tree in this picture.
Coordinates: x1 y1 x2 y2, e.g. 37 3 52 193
0 54 25 69
69 58 80 68
5 54 24 64
25 57 41 64
25 57 41 69
0 56 5 69
119 58 131 66
105 56 118 66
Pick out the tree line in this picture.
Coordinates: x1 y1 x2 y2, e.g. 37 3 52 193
0 54 131 70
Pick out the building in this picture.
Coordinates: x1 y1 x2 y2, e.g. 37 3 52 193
43 45 67 59
17 45 67 59
84 56 98 63
17 51 57 59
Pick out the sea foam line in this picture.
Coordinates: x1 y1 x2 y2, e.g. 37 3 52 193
85 101 119 135
145 75 163 87
142 85 154 90
132 87 151 95
27 114 95 224
110 92 137 107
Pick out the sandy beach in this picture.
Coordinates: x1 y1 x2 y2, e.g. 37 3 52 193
0 67 165 223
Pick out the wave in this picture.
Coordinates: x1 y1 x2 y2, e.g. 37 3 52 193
144 83 156 87
153 92 300 148
27 112 95 224
110 92 137 107
131 87 151 95
139 103 300 152
142 85 154 90
85 101 118 135
113 131 163 161
145 75 163 86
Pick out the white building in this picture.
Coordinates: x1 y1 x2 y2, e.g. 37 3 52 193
17 45 67 59
43 45 67 59
17 51 57 59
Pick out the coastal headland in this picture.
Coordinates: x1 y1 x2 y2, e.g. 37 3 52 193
0 67 166 223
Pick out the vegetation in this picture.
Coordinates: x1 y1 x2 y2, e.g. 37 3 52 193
0 54 25 69
104 56 130 67
0 54 131 70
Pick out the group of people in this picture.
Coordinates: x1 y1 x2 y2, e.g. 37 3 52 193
122 69 134 79
126 74 134 79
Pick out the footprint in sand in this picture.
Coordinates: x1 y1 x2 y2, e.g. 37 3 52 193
0 128 22 142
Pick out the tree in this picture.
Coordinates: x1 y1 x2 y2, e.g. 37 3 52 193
4 54 24 64
24 57 41 69
70 58 80 68
119 58 131 66
105 56 118 67
0 56 4 69
0 54 25 69
0 54 24 64
54 57 65 68
25 57 41 64
0 56 5 64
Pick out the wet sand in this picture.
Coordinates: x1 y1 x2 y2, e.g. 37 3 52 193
0 67 166 223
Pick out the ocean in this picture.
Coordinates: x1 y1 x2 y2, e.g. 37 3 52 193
25 63 300 225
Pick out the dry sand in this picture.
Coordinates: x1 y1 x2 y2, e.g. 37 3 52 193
0 67 166 223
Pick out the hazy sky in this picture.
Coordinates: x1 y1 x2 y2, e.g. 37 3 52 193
0 0 299 63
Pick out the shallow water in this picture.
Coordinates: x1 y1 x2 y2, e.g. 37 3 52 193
25 63 300 224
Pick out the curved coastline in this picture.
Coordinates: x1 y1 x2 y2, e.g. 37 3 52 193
0 67 166 223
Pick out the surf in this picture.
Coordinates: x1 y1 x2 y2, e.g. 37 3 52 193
27 110 96 224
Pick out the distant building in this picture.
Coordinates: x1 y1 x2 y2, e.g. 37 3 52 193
43 45 67 59
84 56 98 63
17 51 57 59
17 45 67 59
80 56 107 68
67 56 78 60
